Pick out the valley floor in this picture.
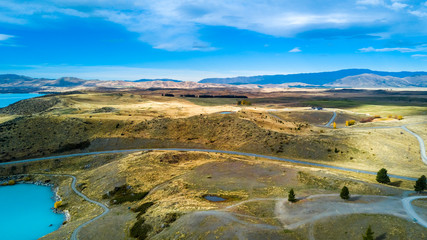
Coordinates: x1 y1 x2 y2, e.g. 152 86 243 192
0 89 426 239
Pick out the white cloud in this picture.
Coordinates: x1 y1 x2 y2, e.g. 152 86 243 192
0 34 14 41
409 10 427 17
0 0 426 51
412 54 427 58
289 47 302 53
1 65 283 82
356 0 384 6
389 2 408 10
359 44 427 53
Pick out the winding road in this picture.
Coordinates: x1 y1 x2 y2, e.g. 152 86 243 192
402 196 427 228
0 148 419 181
33 174 110 240
324 110 337 127
1 109 426 237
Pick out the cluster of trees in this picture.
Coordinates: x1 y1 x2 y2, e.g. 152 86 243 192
376 168 426 193
414 175 426 193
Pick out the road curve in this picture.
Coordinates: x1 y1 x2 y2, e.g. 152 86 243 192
36 174 110 240
324 111 337 127
0 148 418 181
401 126 427 165
402 196 427 228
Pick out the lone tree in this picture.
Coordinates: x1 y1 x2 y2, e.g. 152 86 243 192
288 188 297 203
376 168 390 184
340 186 350 200
362 225 374 240
414 175 427 193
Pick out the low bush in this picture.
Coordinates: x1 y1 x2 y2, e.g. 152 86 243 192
130 218 152 240
360 117 374 123
133 202 155 218
103 184 149 204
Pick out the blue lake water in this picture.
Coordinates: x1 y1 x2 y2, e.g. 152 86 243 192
0 184 64 240
0 93 43 108
203 195 226 202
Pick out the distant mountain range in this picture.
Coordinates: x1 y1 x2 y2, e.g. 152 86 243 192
1 69 427 93
133 78 182 83
199 69 427 87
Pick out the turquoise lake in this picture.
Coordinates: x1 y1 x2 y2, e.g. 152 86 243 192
0 93 43 108
0 184 65 240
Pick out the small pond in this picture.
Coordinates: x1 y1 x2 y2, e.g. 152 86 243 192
219 111 233 114
203 195 226 202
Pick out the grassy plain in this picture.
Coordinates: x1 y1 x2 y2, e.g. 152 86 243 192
0 88 426 239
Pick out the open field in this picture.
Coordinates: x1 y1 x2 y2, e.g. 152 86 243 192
0 88 426 239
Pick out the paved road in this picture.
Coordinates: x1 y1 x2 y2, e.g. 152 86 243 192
402 196 427 228
0 148 418 181
324 111 337 127
269 109 427 166
401 126 427 165
68 175 110 240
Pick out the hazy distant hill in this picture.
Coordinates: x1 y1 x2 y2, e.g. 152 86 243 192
199 69 427 85
0 74 227 93
325 74 427 88
133 78 182 83
1 69 427 93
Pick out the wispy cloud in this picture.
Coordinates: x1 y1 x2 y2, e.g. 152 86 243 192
289 47 302 53
359 44 427 53
412 54 427 58
0 34 14 41
0 65 283 82
0 1 427 51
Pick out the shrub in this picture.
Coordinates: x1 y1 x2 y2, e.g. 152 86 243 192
360 117 374 123
164 212 179 225
8 180 16 185
237 100 252 106
130 218 152 240
54 201 63 209
103 184 149 204
133 202 155 218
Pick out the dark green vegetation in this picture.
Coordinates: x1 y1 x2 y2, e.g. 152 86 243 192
340 186 350 200
362 225 374 240
376 168 390 184
102 184 148 204
288 188 296 203
133 202 155 218
414 175 426 193
0 97 60 115
130 218 152 240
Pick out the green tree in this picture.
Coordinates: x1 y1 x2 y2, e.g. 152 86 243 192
414 175 426 193
376 168 390 184
340 186 350 200
362 225 374 240
288 188 296 203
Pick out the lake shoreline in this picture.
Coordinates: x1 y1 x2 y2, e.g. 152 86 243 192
0 174 69 221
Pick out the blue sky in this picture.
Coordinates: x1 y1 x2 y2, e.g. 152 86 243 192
0 0 427 81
